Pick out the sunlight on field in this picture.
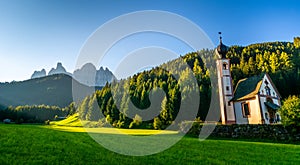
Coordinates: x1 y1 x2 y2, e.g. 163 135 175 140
49 113 178 135
48 125 178 135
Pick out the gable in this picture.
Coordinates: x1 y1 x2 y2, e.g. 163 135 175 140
259 74 281 98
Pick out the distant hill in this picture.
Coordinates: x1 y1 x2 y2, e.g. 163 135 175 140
0 74 99 108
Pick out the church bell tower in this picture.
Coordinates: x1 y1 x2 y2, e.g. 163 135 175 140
216 32 236 124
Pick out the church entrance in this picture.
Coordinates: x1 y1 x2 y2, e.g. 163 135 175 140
268 109 276 124
264 98 279 124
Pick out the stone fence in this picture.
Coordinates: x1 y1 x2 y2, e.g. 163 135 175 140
179 122 300 143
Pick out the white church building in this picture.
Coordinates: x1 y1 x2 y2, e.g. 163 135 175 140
216 35 281 125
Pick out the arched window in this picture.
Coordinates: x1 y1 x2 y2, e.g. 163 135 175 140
265 112 269 120
223 62 228 70
265 86 271 96
276 114 280 122
266 97 273 103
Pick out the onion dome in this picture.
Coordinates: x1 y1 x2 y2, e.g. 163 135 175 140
217 32 229 59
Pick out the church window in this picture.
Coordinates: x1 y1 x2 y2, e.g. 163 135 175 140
265 112 269 120
242 102 250 117
223 62 228 70
276 114 280 122
226 86 229 91
264 80 269 85
265 86 271 96
266 97 273 103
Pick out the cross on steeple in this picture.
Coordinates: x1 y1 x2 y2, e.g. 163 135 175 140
216 32 228 59
218 32 222 43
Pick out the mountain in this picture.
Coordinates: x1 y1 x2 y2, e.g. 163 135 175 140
31 69 46 79
0 74 96 108
73 63 117 86
31 62 116 86
48 62 70 76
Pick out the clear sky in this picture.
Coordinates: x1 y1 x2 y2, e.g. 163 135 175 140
0 0 299 82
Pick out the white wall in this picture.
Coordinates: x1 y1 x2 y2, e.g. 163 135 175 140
234 96 262 124
217 59 235 124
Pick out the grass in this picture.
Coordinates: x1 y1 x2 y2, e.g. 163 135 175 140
0 124 300 164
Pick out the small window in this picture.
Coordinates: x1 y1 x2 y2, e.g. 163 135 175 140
242 102 250 117
228 101 231 106
276 114 280 122
223 62 228 70
226 86 230 91
264 80 269 85
265 112 269 120
265 86 271 96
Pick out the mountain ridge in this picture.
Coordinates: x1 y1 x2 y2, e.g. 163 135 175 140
31 62 116 87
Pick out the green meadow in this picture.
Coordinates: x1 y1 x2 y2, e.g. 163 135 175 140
0 124 300 165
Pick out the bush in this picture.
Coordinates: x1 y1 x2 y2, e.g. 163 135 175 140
45 120 50 125
129 114 142 129
279 95 300 126
153 117 163 130
3 119 11 124
15 118 24 124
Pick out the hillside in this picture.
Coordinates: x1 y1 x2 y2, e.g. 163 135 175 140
228 39 300 98
74 38 300 129
0 74 98 108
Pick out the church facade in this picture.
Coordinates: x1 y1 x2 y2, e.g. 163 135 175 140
216 36 281 124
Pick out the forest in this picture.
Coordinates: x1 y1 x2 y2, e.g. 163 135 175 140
1 37 300 128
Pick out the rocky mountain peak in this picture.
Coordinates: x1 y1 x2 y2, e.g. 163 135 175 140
48 62 67 75
31 69 46 79
30 62 116 87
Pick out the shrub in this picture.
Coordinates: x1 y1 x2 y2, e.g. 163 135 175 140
45 120 50 125
279 95 300 126
3 119 11 124
129 114 142 129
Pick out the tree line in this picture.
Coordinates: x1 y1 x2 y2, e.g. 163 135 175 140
0 104 74 123
76 51 211 129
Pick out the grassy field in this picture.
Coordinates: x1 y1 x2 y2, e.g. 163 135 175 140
0 124 300 164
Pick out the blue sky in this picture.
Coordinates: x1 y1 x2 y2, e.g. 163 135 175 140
0 0 299 82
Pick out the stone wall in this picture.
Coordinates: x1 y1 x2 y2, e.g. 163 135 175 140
180 122 300 143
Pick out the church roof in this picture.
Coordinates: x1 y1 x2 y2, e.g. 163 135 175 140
231 74 265 101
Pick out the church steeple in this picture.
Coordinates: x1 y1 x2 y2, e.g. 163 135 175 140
217 32 229 59
216 32 236 124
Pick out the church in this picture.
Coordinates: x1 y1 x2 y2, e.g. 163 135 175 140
216 35 282 125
